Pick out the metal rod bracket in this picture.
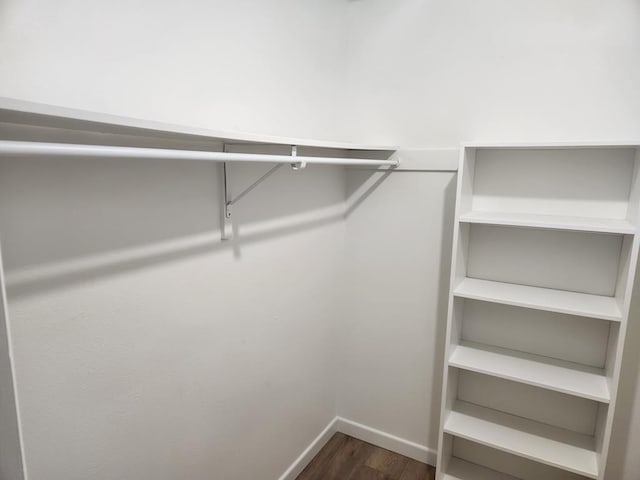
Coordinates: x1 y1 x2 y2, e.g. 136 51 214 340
220 155 285 241
290 145 306 170
222 160 233 240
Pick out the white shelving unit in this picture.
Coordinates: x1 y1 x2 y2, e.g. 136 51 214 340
436 143 640 480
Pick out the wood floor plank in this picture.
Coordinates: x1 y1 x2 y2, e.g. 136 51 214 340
348 465 391 480
365 446 409 479
296 433 349 480
295 434 435 480
398 458 436 480
322 436 377 480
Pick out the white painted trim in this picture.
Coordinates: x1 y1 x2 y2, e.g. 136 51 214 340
348 149 459 171
461 140 640 148
392 149 459 171
335 417 437 466
277 417 339 480
277 416 437 480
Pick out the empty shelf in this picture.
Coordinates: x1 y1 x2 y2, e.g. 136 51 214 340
442 458 519 480
444 401 598 479
458 211 636 234
449 342 610 403
453 278 622 322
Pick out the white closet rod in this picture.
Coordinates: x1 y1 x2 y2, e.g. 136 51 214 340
0 141 398 167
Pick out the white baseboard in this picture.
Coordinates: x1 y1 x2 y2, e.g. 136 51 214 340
335 417 437 466
277 417 339 480
278 416 436 480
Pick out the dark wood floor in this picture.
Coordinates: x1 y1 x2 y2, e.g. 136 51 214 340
296 433 436 480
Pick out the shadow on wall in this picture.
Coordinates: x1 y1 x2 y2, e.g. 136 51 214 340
344 166 395 218
0 0 8 28
0 157 394 299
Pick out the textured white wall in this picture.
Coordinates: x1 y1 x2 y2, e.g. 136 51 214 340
0 0 350 143
0 156 345 480
344 0 640 147
340 168 456 455
0 1 352 477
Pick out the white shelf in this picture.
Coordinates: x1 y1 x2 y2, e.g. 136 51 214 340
443 458 519 480
0 96 396 151
453 278 622 322
449 342 610 403
459 211 636 235
444 401 598 479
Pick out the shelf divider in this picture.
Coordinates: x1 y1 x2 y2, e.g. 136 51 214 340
458 211 636 235
453 278 622 322
444 401 599 479
442 458 520 480
449 341 610 403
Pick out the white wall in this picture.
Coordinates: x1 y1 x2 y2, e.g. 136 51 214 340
340 167 456 457
0 1 352 477
0 155 345 480
0 3 353 473
0 0 350 143
4 0 636 148
344 0 640 147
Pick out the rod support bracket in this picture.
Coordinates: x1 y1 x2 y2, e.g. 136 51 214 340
221 158 283 241
222 160 233 240
290 145 306 170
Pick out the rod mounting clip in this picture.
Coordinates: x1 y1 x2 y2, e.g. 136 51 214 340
290 145 306 170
